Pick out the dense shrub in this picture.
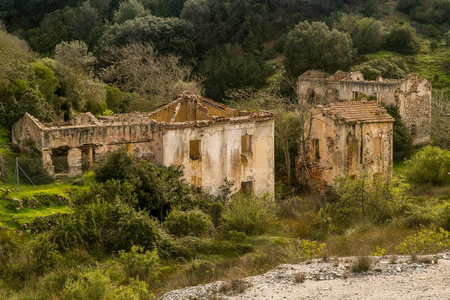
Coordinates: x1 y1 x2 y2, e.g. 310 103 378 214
94 147 134 183
119 245 160 280
385 24 421 55
332 173 406 228
396 225 450 254
351 58 408 81
50 180 164 252
164 208 213 237
222 194 276 235
403 146 450 186
0 231 61 287
95 149 216 220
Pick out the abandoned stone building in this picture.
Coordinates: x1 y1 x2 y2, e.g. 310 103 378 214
12 92 275 196
297 100 394 190
297 70 431 145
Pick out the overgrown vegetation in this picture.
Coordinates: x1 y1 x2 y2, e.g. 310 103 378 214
0 0 449 298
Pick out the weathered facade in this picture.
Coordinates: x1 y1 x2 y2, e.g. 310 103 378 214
297 70 431 145
12 92 275 196
297 100 394 190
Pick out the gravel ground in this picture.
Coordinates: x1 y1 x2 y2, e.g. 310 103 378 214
159 252 450 300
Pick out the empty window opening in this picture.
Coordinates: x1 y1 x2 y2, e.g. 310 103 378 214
51 146 70 173
351 175 357 181
410 124 417 136
241 181 253 194
81 146 94 172
314 139 320 161
241 135 252 153
352 91 358 99
189 140 201 160
308 89 316 103
373 137 382 155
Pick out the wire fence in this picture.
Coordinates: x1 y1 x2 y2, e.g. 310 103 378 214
0 154 53 190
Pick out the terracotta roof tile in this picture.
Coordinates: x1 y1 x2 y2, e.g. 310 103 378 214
316 100 395 123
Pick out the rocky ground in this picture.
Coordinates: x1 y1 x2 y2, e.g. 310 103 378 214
159 252 450 299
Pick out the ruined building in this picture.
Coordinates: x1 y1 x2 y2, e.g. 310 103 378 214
297 100 394 190
12 92 275 196
297 70 431 145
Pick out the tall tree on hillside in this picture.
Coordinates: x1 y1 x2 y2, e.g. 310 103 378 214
96 15 196 61
113 0 150 24
284 21 355 78
54 41 106 114
200 43 273 101
333 15 384 54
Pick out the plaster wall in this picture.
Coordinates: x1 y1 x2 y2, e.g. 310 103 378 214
162 120 275 196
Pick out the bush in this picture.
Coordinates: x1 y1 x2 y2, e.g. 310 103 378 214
164 208 213 237
222 194 276 235
351 59 408 81
95 147 134 183
332 173 406 228
119 245 160 281
385 24 421 55
403 146 450 186
396 225 450 254
95 149 215 220
50 181 164 252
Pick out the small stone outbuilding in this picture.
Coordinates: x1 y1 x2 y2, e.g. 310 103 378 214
297 70 431 145
12 92 275 196
297 100 394 190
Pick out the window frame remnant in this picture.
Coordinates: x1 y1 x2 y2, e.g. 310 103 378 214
241 181 253 194
189 140 201 160
241 134 252 154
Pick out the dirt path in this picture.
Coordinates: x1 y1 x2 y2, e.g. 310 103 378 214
160 252 450 300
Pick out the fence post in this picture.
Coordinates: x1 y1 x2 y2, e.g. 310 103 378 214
0 153 5 183
16 157 19 191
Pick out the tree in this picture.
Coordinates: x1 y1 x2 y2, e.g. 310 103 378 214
54 40 106 113
26 7 77 54
333 15 384 54
145 0 187 17
101 42 201 110
385 24 421 55
181 0 271 51
284 21 355 78
96 15 196 61
200 43 273 101
113 0 149 24
385 105 413 161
